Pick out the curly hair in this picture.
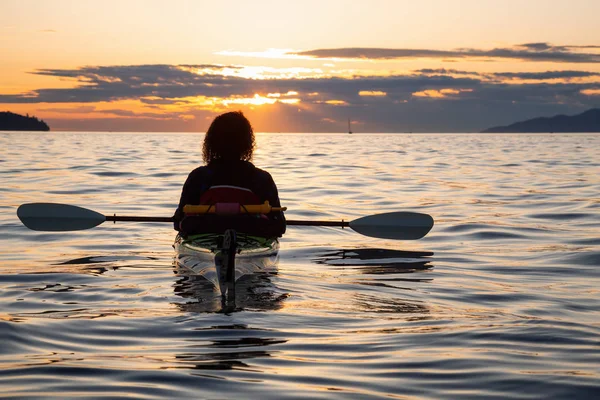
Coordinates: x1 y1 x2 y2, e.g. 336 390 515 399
202 111 256 163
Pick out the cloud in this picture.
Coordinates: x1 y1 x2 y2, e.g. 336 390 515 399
414 68 600 81
40 105 97 113
139 97 192 105
412 88 472 98
293 43 600 63
359 90 387 96
518 42 557 51
492 71 600 79
99 109 185 119
416 68 481 75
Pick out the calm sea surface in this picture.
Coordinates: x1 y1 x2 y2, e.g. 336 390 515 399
1 132 599 399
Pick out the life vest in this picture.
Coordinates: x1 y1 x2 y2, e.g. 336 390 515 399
198 185 262 206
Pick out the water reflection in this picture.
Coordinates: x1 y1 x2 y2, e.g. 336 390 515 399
314 248 434 276
352 292 430 314
174 324 287 371
173 269 288 314
175 351 270 371
55 254 158 275
54 255 116 275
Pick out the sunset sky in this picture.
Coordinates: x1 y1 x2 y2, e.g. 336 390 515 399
2 0 600 132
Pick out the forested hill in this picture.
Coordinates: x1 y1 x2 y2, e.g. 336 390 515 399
0 111 50 131
482 109 600 133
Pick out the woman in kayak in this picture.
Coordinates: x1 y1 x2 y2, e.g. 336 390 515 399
174 111 286 237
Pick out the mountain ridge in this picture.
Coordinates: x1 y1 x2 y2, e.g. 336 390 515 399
482 109 600 133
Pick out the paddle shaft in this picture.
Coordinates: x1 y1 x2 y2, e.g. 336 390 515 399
105 215 349 227
106 215 174 223
286 219 350 227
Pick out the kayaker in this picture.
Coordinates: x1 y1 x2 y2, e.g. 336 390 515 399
173 111 286 237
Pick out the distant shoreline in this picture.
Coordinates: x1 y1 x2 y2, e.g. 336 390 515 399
482 108 600 133
0 111 50 131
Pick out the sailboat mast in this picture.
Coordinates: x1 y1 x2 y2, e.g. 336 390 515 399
348 118 352 134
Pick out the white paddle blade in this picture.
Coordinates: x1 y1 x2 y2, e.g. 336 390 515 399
17 203 106 231
349 212 434 240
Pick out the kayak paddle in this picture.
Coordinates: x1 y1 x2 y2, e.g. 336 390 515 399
17 203 433 240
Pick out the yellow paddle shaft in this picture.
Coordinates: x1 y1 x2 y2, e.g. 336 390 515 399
183 201 287 215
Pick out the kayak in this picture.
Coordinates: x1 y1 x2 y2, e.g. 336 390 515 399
174 230 279 295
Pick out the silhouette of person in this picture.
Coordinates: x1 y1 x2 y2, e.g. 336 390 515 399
173 111 286 237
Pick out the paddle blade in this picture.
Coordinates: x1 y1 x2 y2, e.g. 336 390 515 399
17 203 106 231
349 212 434 240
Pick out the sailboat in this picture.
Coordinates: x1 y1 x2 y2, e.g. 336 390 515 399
348 118 353 134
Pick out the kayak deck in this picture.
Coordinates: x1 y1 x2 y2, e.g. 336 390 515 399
174 232 279 294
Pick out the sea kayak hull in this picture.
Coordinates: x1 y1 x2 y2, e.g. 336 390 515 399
174 233 279 293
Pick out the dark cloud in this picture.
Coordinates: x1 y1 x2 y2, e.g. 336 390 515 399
415 68 600 80
297 48 458 60
518 42 557 51
416 68 483 76
99 109 183 119
40 106 97 113
493 71 599 79
139 97 192 105
563 45 600 50
294 43 600 63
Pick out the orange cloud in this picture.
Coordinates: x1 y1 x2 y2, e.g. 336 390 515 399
412 88 472 98
359 90 387 96
413 90 445 98
581 89 600 96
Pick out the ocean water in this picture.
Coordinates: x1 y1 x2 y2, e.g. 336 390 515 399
1 132 599 399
